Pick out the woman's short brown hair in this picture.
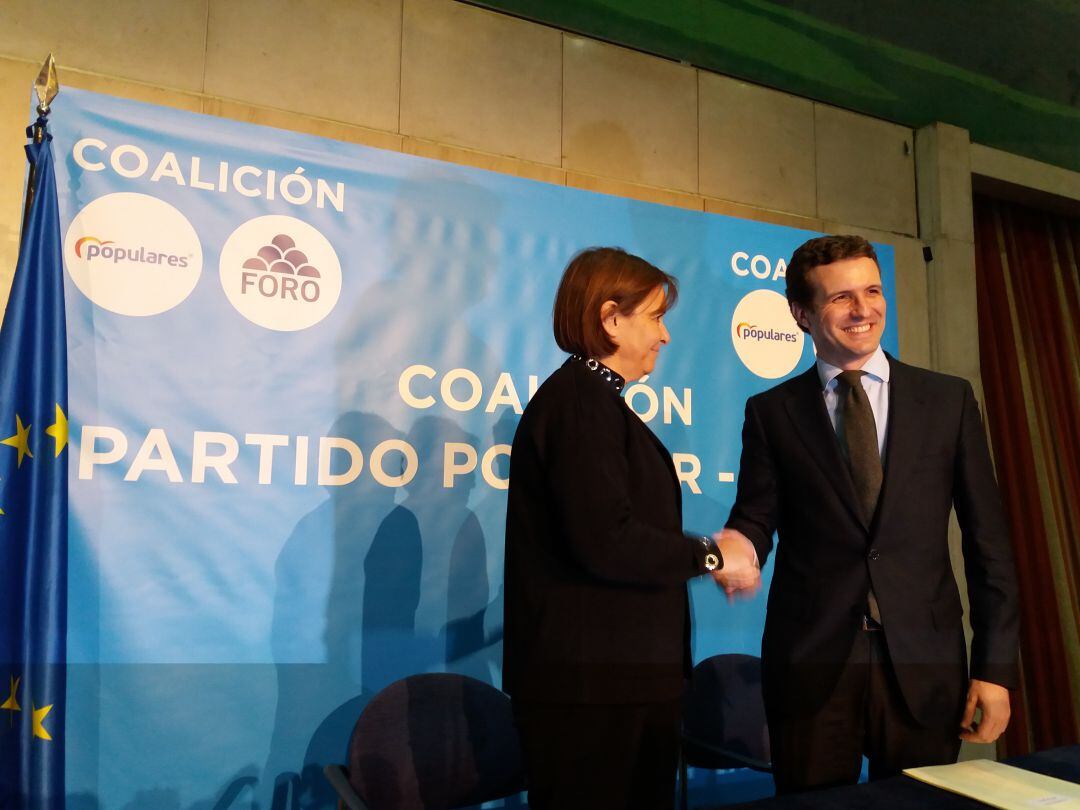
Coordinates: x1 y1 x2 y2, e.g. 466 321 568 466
552 247 678 358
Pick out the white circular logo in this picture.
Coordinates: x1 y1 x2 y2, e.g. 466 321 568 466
731 289 804 379
219 215 342 331
64 193 202 316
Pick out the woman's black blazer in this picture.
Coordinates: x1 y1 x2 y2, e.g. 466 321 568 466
502 358 710 704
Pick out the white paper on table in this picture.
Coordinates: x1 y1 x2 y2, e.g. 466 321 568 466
904 759 1080 809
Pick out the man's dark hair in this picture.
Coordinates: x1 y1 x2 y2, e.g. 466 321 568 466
785 235 880 314
553 247 677 358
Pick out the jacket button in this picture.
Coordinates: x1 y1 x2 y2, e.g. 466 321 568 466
868 548 880 561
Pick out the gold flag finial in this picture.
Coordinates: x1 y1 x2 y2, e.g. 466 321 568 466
33 53 59 116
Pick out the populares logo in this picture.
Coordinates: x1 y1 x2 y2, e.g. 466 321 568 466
74 236 190 267
730 289 804 379
733 322 798 343
74 236 112 257
64 193 203 316
220 215 341 331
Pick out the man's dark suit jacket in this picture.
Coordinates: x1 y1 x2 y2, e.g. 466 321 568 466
727 354 1019 727
503 359 709 705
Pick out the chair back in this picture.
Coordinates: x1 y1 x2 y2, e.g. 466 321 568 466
683 653 771 771
347 673 524 809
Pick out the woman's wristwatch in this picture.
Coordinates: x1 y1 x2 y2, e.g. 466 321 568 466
698 535 723 572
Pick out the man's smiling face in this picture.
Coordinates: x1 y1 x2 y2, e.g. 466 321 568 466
790 256 885 370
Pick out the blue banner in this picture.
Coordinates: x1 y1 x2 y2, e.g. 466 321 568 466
0 116 69 809
43 87 897 808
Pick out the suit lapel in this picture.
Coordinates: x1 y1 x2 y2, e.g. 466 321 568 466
873 355 925 534
782 366 866 528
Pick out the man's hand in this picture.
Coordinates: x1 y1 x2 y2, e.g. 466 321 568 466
711 528 761 600
959 679 1011 743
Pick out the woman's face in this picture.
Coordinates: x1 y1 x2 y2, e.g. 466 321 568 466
601 286 671 382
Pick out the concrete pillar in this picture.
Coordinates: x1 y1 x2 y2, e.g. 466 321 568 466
915 122 981 385
916 121 999 762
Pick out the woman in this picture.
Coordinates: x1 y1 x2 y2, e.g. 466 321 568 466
503 247 754 809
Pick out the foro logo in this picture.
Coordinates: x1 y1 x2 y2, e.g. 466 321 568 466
64 193 202 316
220 215 341 331
241 234 321 301
730 289 804 379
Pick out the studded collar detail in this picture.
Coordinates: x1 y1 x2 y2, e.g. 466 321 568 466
568 354 625 393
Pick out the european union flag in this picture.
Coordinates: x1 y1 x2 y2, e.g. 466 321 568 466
0 113 68 808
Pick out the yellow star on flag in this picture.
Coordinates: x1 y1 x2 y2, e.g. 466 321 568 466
44 404 68 457
32 703 53 741
1 675 20 713
2 414 33 467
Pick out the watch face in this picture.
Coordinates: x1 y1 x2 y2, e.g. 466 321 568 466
705 552 720 571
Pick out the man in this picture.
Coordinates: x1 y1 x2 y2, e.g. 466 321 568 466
717 235 1019 793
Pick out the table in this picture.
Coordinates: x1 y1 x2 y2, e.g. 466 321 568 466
708 746 1080 809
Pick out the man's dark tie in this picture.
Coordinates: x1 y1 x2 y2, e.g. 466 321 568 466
837 370 883 624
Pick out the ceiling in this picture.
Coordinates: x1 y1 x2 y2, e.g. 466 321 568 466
467 0 1080 173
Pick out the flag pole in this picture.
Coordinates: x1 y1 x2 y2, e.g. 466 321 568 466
21 54 59 242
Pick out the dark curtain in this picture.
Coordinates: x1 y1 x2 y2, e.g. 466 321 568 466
973 193 1080 755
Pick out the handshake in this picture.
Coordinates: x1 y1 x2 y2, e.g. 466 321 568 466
710 528 761 600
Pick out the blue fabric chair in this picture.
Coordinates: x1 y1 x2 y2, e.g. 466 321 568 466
324 673 525 809
680 654 772 809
